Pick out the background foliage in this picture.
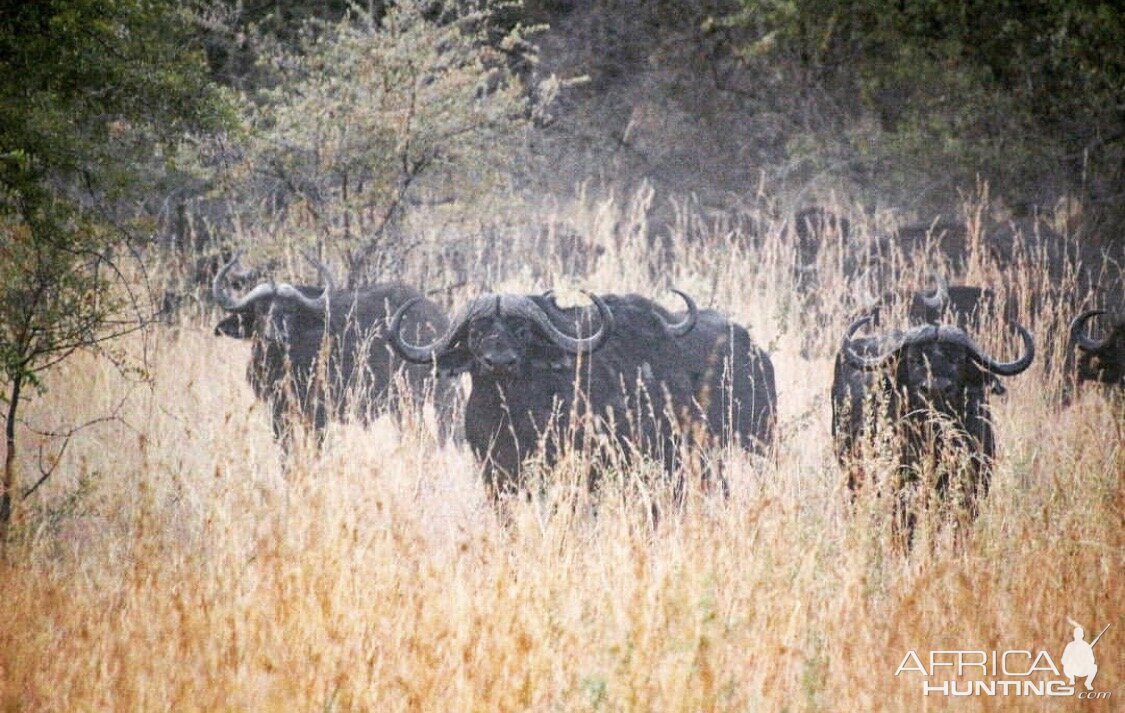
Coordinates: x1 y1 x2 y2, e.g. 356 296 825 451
217 0 544 284
716 0 1125 227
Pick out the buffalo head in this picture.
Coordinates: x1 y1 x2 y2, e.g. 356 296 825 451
1070 310 1124 386
862 272 1003 331
842 315 1034 409
386 292 621 376
212 253 334 347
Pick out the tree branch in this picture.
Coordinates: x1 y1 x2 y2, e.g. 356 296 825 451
21 397 128 500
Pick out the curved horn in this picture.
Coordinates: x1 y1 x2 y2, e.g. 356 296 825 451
842 315 914 370
1069 310 1107 352
212 252 242 309
920 271 949 310
854 267 880 311
503 293 613 354
213 253 279 311
272 283 328 314
656 289 698 337
388 295 489 364
259 252 331 315
936 324 1036 376
387 298 438 363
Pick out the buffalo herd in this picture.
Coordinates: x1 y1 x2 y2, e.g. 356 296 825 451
212 251 1121 537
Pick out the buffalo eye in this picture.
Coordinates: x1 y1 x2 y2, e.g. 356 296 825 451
469 324 489 349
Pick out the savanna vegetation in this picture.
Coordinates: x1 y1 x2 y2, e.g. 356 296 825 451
1 0 1121 709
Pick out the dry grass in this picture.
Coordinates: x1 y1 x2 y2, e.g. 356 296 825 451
1 190 1122 711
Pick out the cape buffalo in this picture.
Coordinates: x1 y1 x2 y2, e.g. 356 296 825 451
860 273 1012 330
387 290 776 500
213 255 452 445
831 313 1034 540
909 277 1001 328
1069 310 1124 388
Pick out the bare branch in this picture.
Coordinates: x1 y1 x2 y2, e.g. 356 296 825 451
20 397 129 501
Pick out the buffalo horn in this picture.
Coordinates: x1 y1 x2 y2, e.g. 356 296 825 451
656 289 698 337
1069 310 1107 352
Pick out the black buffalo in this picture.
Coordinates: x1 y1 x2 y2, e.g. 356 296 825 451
388 290 776 500
861 273 1014 330
908 279 1001 329
213 255 451 444
1069 310 1124 388
831 313 1034 539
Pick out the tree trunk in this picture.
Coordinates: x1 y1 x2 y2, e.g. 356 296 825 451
1 375 22 541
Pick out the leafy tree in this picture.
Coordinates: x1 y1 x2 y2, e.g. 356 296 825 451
196 0 358 89
716 0 1125 227
216 0 548 284
0 0 232 536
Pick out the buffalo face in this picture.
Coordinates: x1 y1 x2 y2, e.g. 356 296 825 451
213 288 325 347
896 340 989 413
212 252 333 347
462 311 551 376
388 293 615 376
214 310 254 339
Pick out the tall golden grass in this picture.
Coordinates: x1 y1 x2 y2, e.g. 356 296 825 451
1 190 1121 711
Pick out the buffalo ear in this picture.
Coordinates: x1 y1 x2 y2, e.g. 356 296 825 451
987 375 1007 396
215 313 253 339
